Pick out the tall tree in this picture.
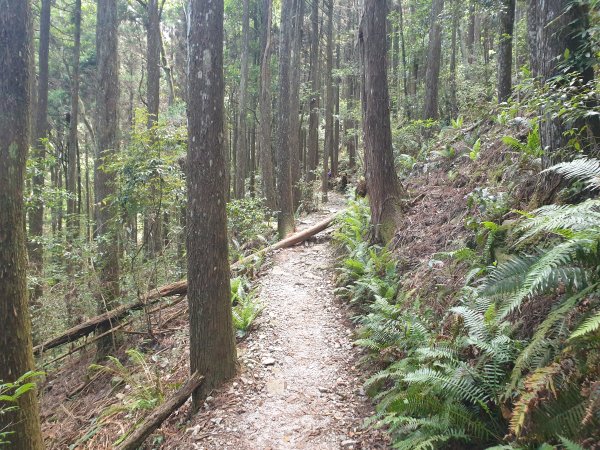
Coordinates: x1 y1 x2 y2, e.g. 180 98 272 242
67 0 82 240
289 0 304 210
29 0 52 303
307 0 320 181
360 0 403 242
235 0 251 199
497 0 515 102
322 0 333 203
259 0 276 209
0 1 44 448
66 0 82 323
423 0 444 120
145 0 163 257
187 0 236 407
95 0 121 357
276 0 295 237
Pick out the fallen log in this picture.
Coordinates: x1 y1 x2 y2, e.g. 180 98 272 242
33 282 187 356
117 372 204 450
35 213 340 356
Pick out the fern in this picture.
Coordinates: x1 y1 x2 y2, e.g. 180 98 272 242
569 309 600 339
544 158 600 190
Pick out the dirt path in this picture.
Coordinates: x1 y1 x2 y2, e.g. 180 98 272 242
167 194 387 449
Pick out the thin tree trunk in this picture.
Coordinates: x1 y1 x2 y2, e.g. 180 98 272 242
187 0 236 407
322 0 334 203
29 0 52 303
66 0 82 325
290 0 304 211
423 0 444 120
145 0 162 258
360 0 404 243
259 0 276 209
235 0 250 199
497 0 515 102
307 0 319 181
95 0 121 358
449 0 459 118
0 1 45 448
276 0 296 237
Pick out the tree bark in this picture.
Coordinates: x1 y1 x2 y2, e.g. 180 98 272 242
497 0 515 102
29 0 52 303
322 0 334 203
235 0 251 199
276 0 296 237
0 1 44 448
145 0 163 258
290 0 304 211
259 0 276 209
66 0 82 325
187 0 237 408
423 0 444 120
528 0 598 204
360 0 404 243
95 0 121 358
307 0 320 182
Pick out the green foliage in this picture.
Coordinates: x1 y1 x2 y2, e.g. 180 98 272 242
470 138 482 161
227 197 276 260
333 198 398 308
88 349 165 446
334 157 600 448
0 372 44 445
502 124 543 158
230 276 263 338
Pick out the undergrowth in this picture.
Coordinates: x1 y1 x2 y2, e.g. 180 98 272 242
334 160 600 449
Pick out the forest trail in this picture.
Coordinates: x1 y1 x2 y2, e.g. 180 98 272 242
166 193 387 449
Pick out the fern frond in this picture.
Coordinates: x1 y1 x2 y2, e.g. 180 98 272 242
569 309 600 339
509 285 597 390
544 158 600 190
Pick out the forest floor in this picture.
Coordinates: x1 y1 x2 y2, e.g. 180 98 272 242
160 192 388 449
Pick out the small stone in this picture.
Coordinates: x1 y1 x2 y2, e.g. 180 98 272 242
262 357 276 366
341 439 358 448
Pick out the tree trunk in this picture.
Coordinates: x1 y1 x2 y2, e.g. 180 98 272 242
528 0 598 204
497 0 515 102
235 0 250 199
95 0 121 358
322 0 334 203
290 0 304 211
307 0 320 182
0 1 45 448
29 0 52 303
423 0 444 120
276 0 296 237
332 26 340 178
66 0 82 325
187 0 237 408
449 0 459 118
360 0 404 243
145 0 163 258
259 0 276 209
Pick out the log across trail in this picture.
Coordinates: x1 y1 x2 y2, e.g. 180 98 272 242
34 213 339 356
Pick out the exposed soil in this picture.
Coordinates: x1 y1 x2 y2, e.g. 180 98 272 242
40 192 388 449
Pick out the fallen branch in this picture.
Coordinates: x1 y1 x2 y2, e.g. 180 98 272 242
34 283 187 356
117 372 203 450
36 213 340 356
41 296 187 367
